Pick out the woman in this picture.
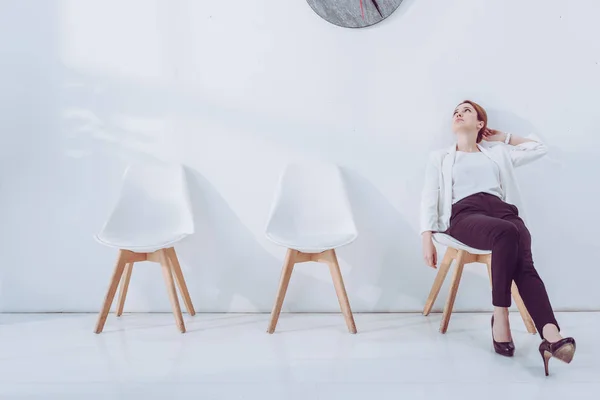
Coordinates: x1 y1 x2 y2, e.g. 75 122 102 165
420 100 575 376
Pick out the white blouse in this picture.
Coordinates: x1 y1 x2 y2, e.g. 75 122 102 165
452 151 503 204
419 135 548 234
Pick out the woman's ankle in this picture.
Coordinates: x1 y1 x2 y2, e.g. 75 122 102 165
542 323 563 343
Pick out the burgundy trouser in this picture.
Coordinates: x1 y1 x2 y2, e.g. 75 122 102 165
445 192 559 338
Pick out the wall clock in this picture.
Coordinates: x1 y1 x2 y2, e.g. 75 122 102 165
306 0 404 28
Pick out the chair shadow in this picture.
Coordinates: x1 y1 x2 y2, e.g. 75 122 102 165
479 108 595 311
171 166 359 319
339 167 493 313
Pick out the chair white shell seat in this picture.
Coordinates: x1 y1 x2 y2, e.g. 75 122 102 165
433 232 490 255
95 232 190 254
265 232 357 254
95 161 194 253
265 162 358 252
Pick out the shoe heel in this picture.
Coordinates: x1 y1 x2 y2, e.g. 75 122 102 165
540 348 551 377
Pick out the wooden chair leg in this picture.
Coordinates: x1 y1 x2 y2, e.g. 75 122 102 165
95 250 129 333
159 249 186 333
440 250 466 334
324 250 357 334
486 261 493 287
267 249 296 334
423 249 454 316
166 247 196 316
116 262 134 317
511 282 537 334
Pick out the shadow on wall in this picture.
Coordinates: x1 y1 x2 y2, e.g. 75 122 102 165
173 166 368 313
339 168 495 313
531 149 598 310
174 167 281 312
485 108 537 137
485 108 595 310
340 167 427 311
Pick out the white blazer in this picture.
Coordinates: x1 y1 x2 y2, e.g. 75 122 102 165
420 135 548 235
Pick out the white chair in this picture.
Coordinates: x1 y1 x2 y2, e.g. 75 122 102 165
265 162 358 334
423 233 536 334
94 160 196 333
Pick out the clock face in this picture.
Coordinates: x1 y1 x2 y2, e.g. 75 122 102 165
306 0 404 28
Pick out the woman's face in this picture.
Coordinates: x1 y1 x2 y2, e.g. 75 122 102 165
452 103 482 134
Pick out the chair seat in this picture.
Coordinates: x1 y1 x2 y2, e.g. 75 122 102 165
265 232 357 254
95 231 190 253
433 233 490 255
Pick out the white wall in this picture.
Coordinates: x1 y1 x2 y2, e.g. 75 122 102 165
1 0 599 313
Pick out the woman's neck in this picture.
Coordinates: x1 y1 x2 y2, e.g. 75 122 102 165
456 132 479 152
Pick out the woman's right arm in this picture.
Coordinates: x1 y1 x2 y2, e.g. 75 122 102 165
420 152 441 268
422 231 437 268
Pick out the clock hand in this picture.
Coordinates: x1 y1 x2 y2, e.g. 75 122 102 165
371 0 384 18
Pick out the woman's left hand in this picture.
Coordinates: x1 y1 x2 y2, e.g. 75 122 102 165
482 128 507 142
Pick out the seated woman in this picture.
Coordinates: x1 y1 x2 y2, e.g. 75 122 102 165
420 100 575 376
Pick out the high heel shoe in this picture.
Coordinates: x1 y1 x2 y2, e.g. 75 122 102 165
491 315 515 357
539 337 576 376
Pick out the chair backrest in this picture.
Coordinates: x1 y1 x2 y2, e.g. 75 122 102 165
265 162 357 237
100 160 194 238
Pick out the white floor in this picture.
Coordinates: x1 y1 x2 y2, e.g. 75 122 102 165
0 312 597 399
